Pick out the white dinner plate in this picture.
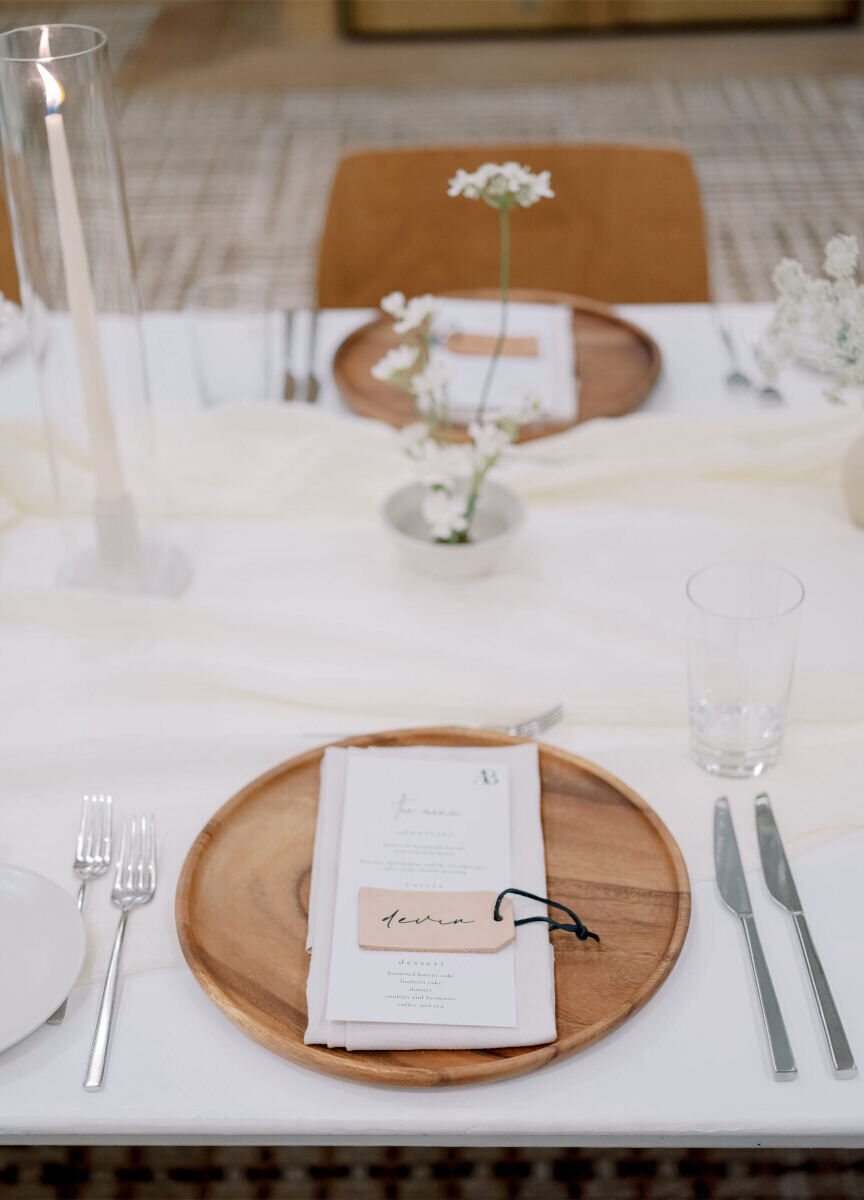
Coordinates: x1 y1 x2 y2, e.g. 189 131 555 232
0 864 86 1052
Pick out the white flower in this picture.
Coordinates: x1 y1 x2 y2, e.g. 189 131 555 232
380 291 406 318
400 429 470 484
824 234 859 281
393 294 440 335
371 343 418 381
421 443 472 487
765 234 864 400
398 422 430 459
772 258 809 301
446 168 480 199
422 488 469 541
410 353 451 403
447 162 554 210
468 419 512 462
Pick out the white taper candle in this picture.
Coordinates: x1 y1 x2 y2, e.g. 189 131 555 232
38 61 126 507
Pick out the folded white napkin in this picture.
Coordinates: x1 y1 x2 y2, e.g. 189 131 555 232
435 298 578 422
305 742 556 1051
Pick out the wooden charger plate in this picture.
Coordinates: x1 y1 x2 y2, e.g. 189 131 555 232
332 289 662 443
175 728 689 1088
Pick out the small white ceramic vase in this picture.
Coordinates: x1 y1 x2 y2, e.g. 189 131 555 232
382 480 524 580
842 429 864 528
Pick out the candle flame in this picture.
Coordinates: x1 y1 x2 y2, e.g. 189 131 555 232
36 62 64 112
37 28 64 112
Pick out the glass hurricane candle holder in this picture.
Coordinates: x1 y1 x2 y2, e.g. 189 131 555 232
0 24 190 596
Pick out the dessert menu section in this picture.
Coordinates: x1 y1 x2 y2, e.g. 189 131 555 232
325 755 517 1027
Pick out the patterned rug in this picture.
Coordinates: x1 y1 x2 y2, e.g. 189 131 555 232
2 4 863 309
112 74 864 310
3 1146 864 1200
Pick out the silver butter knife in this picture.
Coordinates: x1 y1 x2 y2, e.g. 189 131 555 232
755 792 856 1078
714 796 797 1080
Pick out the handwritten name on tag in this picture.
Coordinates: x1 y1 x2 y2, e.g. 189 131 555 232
358 888 515 953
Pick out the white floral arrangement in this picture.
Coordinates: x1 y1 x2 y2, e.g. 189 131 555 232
372 162 553 544
763 233 864 404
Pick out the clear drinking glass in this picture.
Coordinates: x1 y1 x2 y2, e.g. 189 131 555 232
687 563 805 778
185 274 276 407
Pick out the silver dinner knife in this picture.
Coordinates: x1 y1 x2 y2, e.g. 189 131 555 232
755 792 856 1078
714 797 797 1080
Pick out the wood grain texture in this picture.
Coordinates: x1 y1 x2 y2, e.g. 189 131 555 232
317 146 709 308
332 290 661 443
175 729 690 1088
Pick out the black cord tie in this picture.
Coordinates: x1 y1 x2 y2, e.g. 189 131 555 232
493 887 599 942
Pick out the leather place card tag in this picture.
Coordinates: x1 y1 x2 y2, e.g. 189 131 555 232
446 332 540 358
358 888 515 953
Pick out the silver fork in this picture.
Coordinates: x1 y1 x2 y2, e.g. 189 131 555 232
749 337 785 405
488 702 564 739
715 314 752 391
301 702 564 741
84 815 156 1091
46 794 113 1025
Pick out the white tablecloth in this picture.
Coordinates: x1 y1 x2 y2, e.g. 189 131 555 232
0 303 861 1144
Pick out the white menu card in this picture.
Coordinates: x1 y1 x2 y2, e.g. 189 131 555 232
325 755 517 1027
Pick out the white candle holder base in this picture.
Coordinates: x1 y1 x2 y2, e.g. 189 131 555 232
57 494 192 598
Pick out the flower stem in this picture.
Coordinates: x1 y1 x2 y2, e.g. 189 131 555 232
460 460 491 541
476 206 510 421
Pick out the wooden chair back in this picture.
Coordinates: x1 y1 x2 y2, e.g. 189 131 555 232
317 143 709 308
